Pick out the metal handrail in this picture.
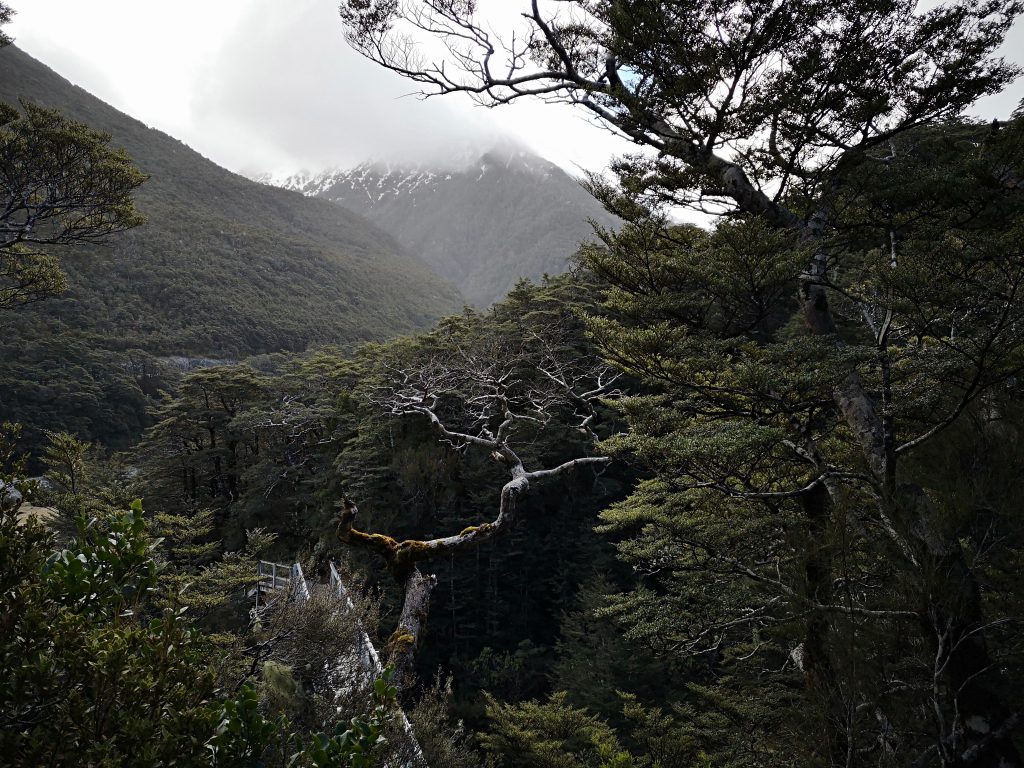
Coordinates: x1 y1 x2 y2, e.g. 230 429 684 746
253 560 297 613
252 559 423 765
328 561 384 675
327 561 421 764
256 560 292 590
290 562 311 602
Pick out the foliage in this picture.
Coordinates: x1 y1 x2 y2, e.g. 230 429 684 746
574 118 1024 765
0 2 11 46
407 674 484 768
0 432 414 767
138 276 633 722
140 354 363 552
0 98 146 307
0 45 462 455
0 421 37 514
480 692 635 768
206 666 398 768
336 0 1024 763
0 498 222 766
41 428 90 495
207 683 285 767
548 574 672 724
9 0 1024 761
304 672 397 768
340 0 1019 212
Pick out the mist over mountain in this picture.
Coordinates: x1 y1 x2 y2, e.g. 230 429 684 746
0 45 463 449
256 146 618 307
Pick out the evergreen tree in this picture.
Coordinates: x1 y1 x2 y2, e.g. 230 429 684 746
339 1 1024 763
0 3 12 47
0 100 146 307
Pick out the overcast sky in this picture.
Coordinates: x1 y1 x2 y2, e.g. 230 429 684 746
7 0 1024 177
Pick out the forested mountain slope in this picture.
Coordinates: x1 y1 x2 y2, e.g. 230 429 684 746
257 146 618 307
0 45 463 450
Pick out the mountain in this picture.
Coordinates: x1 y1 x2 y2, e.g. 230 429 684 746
257 147 617 307
0 45 463 450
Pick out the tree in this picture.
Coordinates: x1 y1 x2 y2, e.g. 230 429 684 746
583 153 1024 762
0 437 410 767
0 99 146 307
134 279 629 731
140 356 366 553
0 3 13 47
480 691 635 768
339 2 1024 764
41 429 90 495
0 499 225 766
335 306 619 689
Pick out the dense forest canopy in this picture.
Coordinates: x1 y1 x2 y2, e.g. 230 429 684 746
338 0 1024 764
0 43 463 456
2 0 1024 766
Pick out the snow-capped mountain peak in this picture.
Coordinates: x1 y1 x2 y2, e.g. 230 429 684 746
251 146 616 307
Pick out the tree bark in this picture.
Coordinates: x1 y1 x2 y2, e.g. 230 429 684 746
903 485 1021 767
335 454 608 689
338 5 1023 756
801 480 846 763
387 567 436 689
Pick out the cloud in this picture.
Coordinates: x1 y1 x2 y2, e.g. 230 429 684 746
971 20 1024 120
11 0 1020 178
191 0 502 173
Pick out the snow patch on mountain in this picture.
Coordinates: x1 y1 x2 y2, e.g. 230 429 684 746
251 146 559 206
247 144 616 308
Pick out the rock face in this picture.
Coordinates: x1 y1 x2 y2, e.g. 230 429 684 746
257 147 618 307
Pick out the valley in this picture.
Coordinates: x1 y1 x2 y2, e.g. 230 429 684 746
3 2 1024 766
